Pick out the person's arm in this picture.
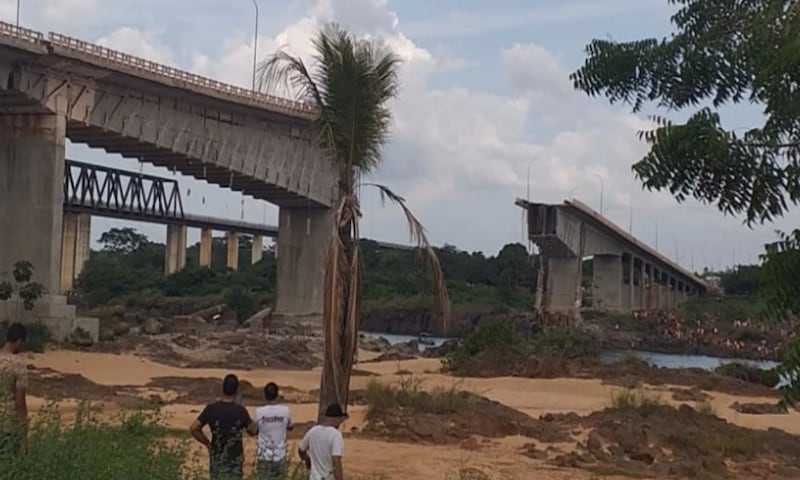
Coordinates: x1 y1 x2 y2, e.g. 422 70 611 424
298 433 311 469
244 409 257 437
286 411 294 431
332 431 344 480
190 408 211 449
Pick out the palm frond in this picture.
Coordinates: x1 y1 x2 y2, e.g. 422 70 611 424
363 183 451 332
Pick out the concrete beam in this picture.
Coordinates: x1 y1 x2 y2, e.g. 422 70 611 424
59 212 91 293
226 232 239 271
165 224 187 275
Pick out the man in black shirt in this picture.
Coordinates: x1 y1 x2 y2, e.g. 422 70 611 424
190 374 257 480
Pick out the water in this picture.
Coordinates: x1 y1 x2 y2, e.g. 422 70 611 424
363 331 781 372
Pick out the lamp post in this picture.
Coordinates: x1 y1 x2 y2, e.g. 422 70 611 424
592 173 604 214
16 0 20 27
250 0 259 90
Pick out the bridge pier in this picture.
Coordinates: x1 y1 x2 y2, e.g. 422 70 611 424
593 254 622 311
275 207 333 317
199 228 213 267
226 232 239 270
544 256 581 314
60 213 91 293
251 235 263 264
165 224 187 274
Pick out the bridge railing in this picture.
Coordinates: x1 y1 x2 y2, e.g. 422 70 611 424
0 22 43 44
64 160 184 222
47 31 316 118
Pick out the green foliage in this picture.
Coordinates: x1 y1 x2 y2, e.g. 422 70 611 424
0 404 187 480
571 0 800 407
610 387 664 410
225 286 257 324
719 265 765 297
365 376 472 417
443 322 527 373
0 321 51 353
99 227 149 254
0 261 45 320
531 325 597 359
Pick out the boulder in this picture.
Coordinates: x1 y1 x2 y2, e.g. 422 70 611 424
112 322 131 337
69 327 94 347
359 335 391 353
143 317 163 335
98 328 115 342
245 306 273 333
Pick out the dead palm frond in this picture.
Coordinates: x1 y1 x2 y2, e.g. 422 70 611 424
258 23 450 416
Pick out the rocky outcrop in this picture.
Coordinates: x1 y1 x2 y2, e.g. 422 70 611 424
360 307 534 337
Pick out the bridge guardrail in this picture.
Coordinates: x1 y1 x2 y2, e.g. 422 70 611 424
0 21 44 43
47 32 316 119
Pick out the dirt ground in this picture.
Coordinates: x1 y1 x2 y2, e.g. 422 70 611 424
21 346 800 480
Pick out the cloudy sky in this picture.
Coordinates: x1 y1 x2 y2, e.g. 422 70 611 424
5 0 796 270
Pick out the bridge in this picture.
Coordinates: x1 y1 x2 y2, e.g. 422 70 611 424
60 160 414 293
516 198 707 314
0 22 338 339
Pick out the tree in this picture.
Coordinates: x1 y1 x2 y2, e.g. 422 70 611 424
99 228 149 254
0 261 45 322
569 0 800 403
258 24 450 416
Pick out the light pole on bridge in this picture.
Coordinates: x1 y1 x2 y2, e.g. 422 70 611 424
250 0 259 90
592 173 604 215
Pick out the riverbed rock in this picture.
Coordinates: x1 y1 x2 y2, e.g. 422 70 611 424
98 327 115 342
143 318 163 335
112 322 131 336
359 335 391 353
69 327 94 347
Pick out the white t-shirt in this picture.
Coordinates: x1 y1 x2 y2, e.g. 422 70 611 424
299 425 344 480
254 404 293 461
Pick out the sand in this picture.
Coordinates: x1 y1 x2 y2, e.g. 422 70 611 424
22 349 800 479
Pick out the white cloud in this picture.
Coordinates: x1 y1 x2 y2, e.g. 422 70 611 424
96 27 175 65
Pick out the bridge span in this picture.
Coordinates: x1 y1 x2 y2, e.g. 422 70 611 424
517 198 707 314
0 22 337 338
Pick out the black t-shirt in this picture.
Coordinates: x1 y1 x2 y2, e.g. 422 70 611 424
197 401 252 462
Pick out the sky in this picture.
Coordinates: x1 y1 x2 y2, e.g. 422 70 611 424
4 0 797 271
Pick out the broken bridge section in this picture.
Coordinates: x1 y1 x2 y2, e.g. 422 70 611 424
517 198 708 316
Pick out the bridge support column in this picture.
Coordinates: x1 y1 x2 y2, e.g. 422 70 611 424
275 207 334 316
59 213 91 293
165 224 187 274
0 113 66 293
226 232 239 270
592 254 622 311
199 228 213 267
251 235 263 264
544 256 581 314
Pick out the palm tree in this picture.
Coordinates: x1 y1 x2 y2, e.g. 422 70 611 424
257 24 450 415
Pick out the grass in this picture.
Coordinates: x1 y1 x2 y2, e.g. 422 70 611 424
365 375 473 417
610 387 665 410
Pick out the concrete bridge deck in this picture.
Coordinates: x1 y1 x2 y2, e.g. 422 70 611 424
517 198 707 313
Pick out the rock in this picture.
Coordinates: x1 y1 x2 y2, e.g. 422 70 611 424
98 328 115 342
173 334 200 350
359 335 391 353
112 322 131 336
730 401 789 415
172 315 206 334
143 318 163 335
219 334 246 346
69 327 94 347
423 339 459 358
244 306 272 332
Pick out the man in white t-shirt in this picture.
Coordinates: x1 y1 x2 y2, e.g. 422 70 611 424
298 404 347 480
254 382 293 480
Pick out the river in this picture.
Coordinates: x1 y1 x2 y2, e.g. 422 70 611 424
363 332 781 372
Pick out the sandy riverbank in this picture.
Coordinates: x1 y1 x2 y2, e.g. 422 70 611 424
20 349 800 479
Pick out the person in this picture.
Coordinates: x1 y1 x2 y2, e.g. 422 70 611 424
254 382 293 480
190 374 257 480
298 404 348 480
0 323 27 456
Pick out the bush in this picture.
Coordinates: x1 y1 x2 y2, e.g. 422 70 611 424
0 403 188 480
0 321 51 353
610 387 664 410
225 287 258 324
531 326 597 359
443 322 527 373
365 376 472 417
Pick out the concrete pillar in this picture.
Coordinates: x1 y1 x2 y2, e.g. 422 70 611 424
59 213 91 293
0 113 66 293
199 228 212 267
226 232 239 271
251 235 263 264
628 257 636 311
276 207 334 316
593 254 622 311
668 277 677 309
637 262 646 310
544 256 582 314
165 224 187 275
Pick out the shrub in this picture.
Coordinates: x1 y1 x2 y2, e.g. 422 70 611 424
531 326 597 359
443 322 527 373
365 376 472 417
225 287 258 324
0 403 187 480
610 387 664 410
0 321 51 353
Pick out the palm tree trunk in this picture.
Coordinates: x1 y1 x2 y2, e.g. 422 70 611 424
318 166 359 420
